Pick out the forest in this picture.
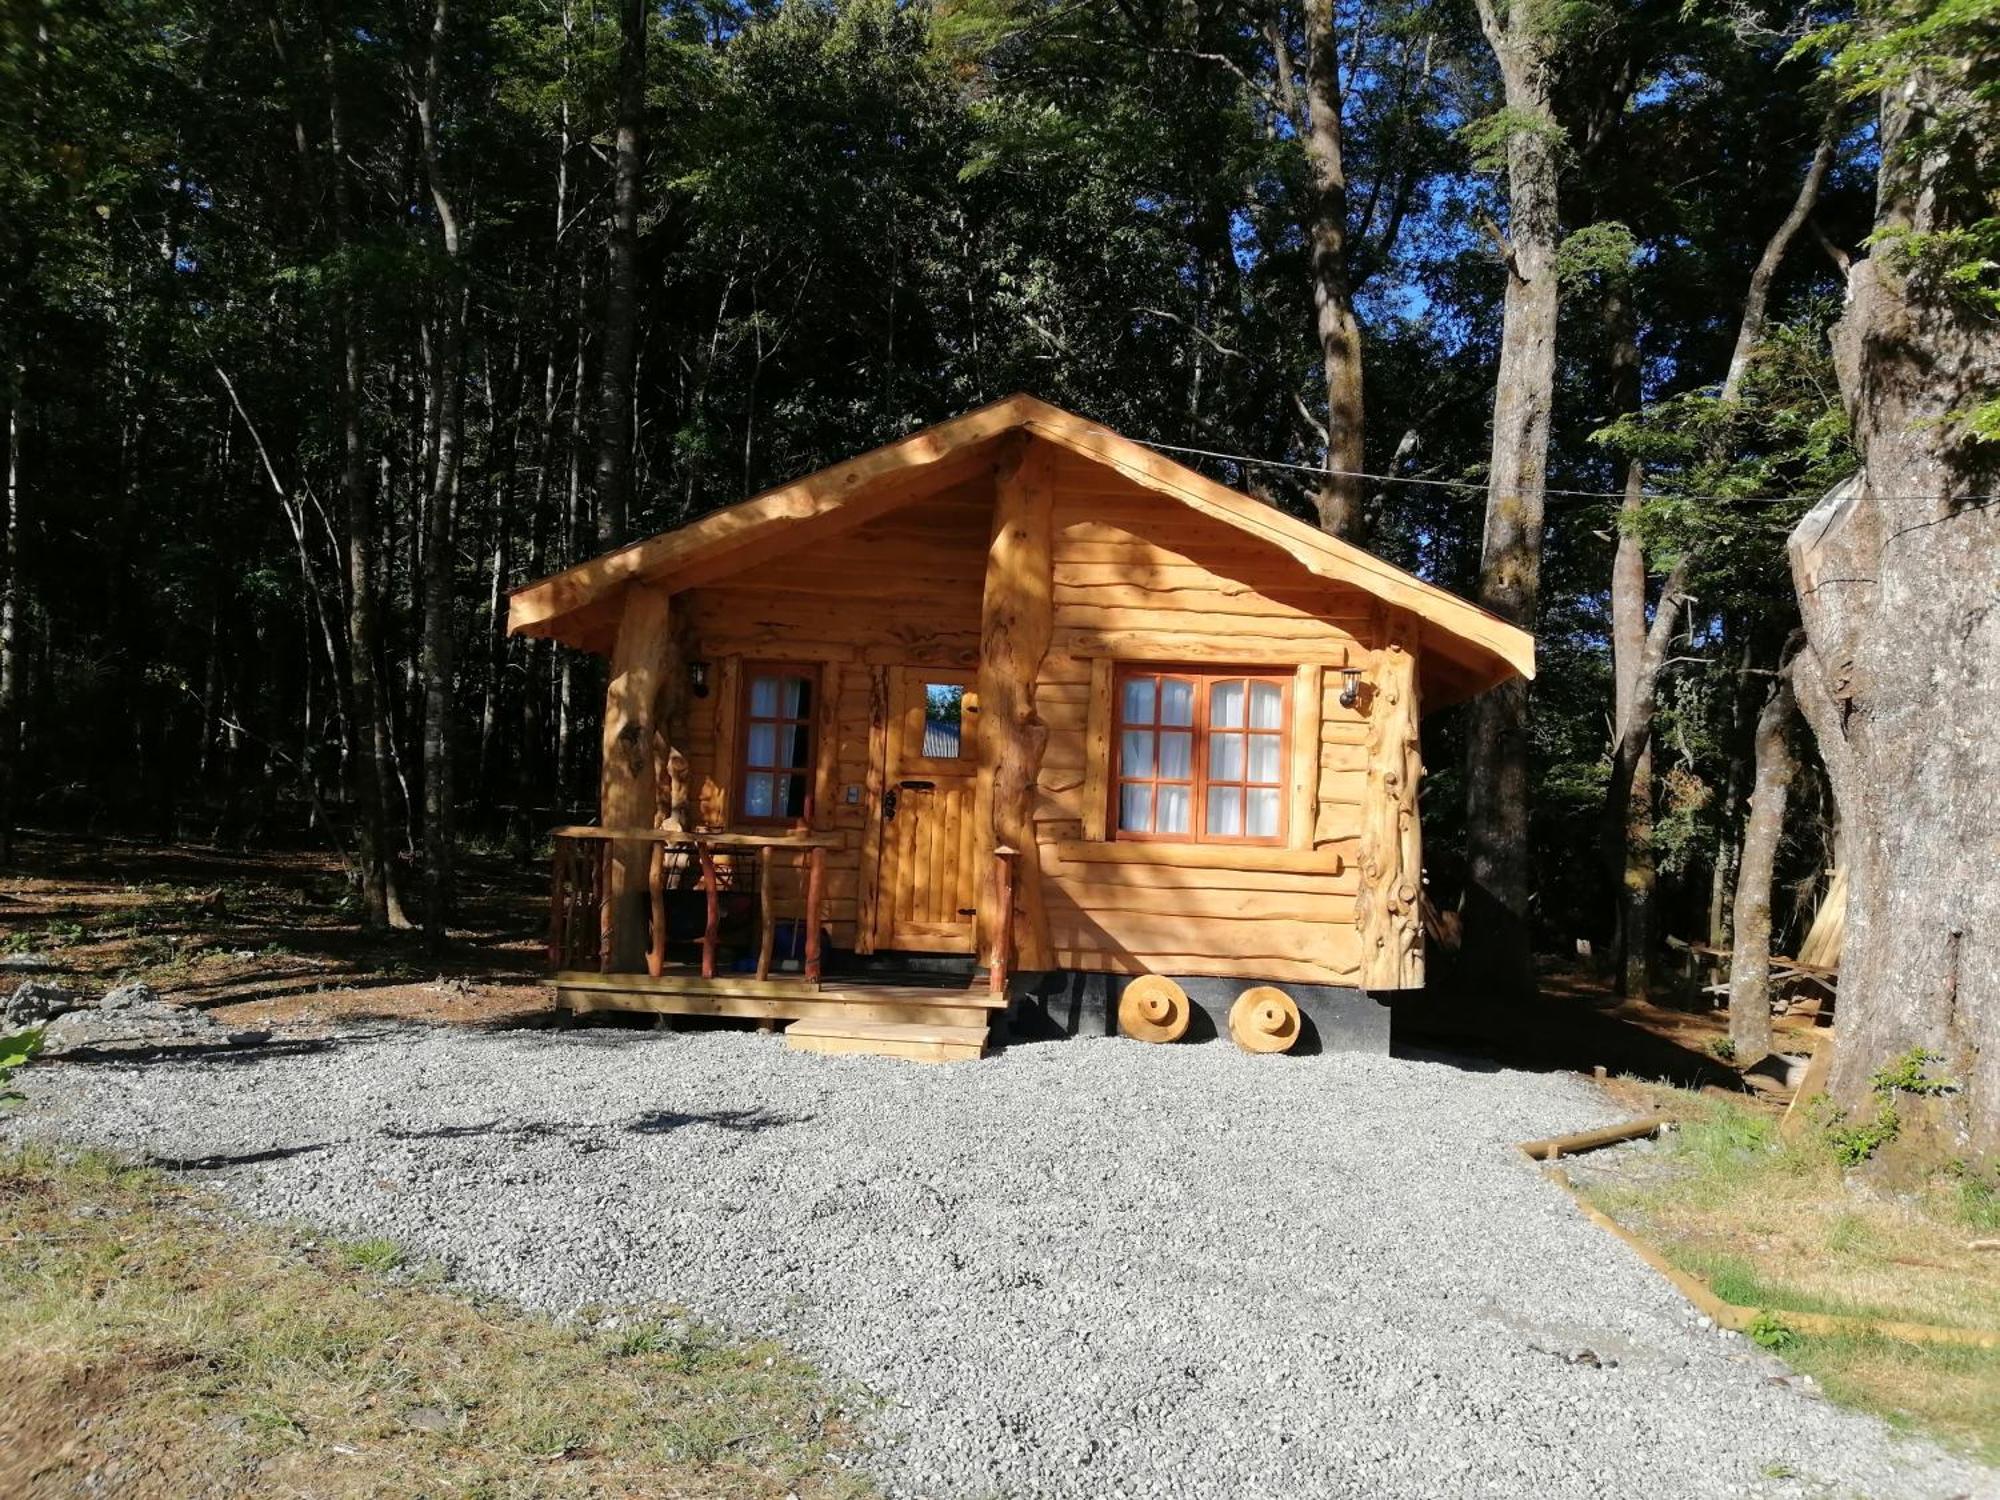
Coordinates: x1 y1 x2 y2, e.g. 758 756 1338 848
3 0 1995 1132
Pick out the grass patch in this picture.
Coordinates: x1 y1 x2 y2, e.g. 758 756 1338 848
1577 1087 2000 1465
0 1145 874 1498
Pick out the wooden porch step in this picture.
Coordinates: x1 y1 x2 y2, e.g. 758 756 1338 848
784 1018 989 1064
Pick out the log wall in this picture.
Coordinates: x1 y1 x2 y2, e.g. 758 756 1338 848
646 444 1418 986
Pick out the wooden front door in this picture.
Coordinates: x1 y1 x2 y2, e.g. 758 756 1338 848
872 667 979 952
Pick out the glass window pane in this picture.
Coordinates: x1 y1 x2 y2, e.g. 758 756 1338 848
1121 676 1156 724
779 774 808 818
1246 787 1281 838
922 684 965 758
746 724 776 769
750 676 779 717
1209 731 1244 782
743 772 773 818
1120 730 1155 777
1119 783 1153 833
782 723 813 768
1206 784 1242 836
1211 679 1245 728
1158 730 1192 780
1248 733 1282 783
778 676 809 718
1159 678 1195 726
1157 783 1191 834
1249 681 1284 729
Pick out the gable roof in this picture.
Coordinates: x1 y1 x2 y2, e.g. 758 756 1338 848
507 394 1534 704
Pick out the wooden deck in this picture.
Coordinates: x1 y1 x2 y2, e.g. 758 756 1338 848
553 967 1006 1030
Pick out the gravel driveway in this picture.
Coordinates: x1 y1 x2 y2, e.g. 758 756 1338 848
12 1022 1994 1499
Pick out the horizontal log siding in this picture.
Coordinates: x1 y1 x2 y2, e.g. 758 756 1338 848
1035 471 1379 985
677 480 990 948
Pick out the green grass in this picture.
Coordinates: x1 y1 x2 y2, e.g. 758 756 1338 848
0 1145 876 1499
1579 1086 2000 1466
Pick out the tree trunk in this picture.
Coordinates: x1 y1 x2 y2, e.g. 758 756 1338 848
593 0 646 550
1302 0 1365 539
1604 283 1654 995
323 8 406 929
414 0 466 952
1459 0 1563 999
1788 62 2000 1157
1727 674 1797 1066
0 356 21 861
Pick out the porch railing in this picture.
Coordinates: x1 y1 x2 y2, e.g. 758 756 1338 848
548 827 839 983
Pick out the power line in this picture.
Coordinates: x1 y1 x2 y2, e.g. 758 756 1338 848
1133 436 2000 509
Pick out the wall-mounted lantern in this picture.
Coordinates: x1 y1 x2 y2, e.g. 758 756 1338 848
1338 666 1364 710
688 659 711 698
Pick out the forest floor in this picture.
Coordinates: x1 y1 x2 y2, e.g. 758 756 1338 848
0 829 554 1034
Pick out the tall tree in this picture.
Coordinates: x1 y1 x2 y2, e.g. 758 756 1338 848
1301 0 1365 536
1788 0 2000 1154
1458 0 1565 997
413 0 469 949
593 0 647 548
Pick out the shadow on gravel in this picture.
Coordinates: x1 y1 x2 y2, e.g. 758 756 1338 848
146 1141 334 1171
627 1107 809 1135
373 1107 811 1144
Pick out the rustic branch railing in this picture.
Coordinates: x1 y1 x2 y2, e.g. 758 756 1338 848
547 827 838 981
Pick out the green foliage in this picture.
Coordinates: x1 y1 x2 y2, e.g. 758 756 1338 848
1871 1047 1956 1098
0 1026 45 1098
1557 221 1637 287
1708 1036 1737 1063
1822 1049 1957 1165
1457 107 1570 173
1747 1310 1799 1352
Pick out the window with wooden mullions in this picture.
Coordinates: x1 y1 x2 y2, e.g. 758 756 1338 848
739 665 816 824
1114 669 1288 844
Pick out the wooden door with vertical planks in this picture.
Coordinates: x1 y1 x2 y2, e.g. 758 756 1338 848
872 668 979 952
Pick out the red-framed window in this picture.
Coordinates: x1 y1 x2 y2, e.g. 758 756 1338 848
738 663 817 825
1112 667 1289 844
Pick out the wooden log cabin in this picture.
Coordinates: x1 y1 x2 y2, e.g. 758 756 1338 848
507 396 1533 1062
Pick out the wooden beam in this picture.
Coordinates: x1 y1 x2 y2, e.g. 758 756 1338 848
975 436 1057 971
1080 657 1113 842
600 583 673 972
1289 663 1323 852
1356 622 1424 990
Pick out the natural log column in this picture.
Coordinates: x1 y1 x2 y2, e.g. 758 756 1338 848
1357 628 1424 990
600 582 674 972
975 436 1056 974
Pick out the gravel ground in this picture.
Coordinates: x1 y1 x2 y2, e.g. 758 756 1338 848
11 1022 1995 1500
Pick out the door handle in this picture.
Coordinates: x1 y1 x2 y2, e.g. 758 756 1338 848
882 789 899 821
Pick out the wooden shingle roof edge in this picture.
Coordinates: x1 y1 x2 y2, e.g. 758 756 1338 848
506 393 1535 699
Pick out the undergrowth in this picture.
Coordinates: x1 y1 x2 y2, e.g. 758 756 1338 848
0 1145 874 1499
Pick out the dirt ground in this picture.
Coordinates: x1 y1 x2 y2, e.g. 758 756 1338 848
0 831 553 1034
3 828 1819 1103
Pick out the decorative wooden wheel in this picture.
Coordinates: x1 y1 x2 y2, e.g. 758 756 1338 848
1229 986 1301 1054
1118 975 1191 1044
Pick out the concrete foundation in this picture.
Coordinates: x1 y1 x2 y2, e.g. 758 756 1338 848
1009 970 1392 1055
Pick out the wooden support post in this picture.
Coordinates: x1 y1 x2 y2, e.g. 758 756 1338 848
1357 624 1425 990
756 846 777 981
699 842 720 980
989 846 1018 998
804 844 826 981
975 436 1057 972
601 583 674 972
647 842 667 979
548 839 568 968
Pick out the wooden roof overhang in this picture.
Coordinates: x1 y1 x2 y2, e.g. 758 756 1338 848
507 394 1535 710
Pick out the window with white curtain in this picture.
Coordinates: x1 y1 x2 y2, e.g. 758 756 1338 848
1112 668 1289 844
